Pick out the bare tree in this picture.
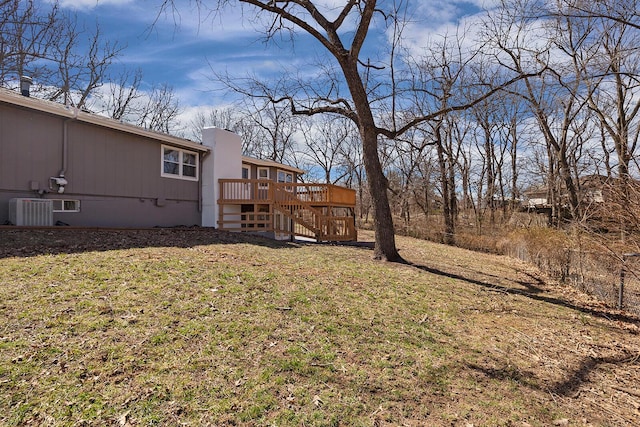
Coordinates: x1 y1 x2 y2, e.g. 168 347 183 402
471 97 501 227
437 116 467 244
413 149 439 220
483 0 596 223
580 3 640 182
0 0 60 85
99 68 144 121
297 115 353 184
186 105 270 157
467 85 524 227
504 94 531 207
338 127 369 220
0 0 123 109
241 97 299 164
406 29 479 244
554 0 640 30
88 66 183 136
136 83 182 134
391 133 429 227
158 0 532 261
47 20 123 109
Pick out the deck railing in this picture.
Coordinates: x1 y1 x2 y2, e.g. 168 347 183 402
283 215 356 241
219 180 356 206
218 179 357 241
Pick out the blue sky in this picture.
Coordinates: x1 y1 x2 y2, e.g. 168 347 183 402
50 0 491 120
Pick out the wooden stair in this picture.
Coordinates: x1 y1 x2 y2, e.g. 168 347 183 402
272 186 323 238
272 186 356 241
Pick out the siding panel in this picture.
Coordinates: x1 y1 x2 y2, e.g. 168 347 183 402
0 104 62 192
1 98 201 227
66 121 198 201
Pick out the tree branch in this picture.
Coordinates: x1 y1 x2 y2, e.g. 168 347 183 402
379 69 547 140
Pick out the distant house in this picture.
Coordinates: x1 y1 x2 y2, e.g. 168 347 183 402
522 185 550 210
579 174 607 204
522 175 612 212
0 86 356 241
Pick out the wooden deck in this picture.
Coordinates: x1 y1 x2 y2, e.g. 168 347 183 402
218 180 357 241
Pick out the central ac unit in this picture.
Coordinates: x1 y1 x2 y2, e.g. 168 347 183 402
8 198 54 226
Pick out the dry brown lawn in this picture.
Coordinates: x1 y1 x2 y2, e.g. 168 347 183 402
0 228 638 426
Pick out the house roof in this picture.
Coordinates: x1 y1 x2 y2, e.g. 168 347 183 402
241 156 305 175
523 185 548 198
0 88 209 153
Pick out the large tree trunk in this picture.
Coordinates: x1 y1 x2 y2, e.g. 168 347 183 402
340 57 402 261
436 127 456 245
361 126 401 261
557 154 580 220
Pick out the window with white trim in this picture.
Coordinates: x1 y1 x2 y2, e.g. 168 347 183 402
242 165 250 179
162 145 199 181
257 167 270 189
52 199 80 212
277 170 294 191
277 170 293 183
257 167 269 180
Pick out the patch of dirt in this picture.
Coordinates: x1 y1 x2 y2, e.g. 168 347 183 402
0 226 288 258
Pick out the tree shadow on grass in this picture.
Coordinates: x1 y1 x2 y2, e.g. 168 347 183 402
330 239 639 415
0 227 299 259
407 261 640 326
466 351 639 399
465 362 540 388
551 353 639 397
311 239 639 326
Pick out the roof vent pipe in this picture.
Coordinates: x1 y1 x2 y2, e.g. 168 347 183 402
20 76 33 97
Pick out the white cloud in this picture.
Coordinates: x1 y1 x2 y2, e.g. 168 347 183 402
53 0 135 10
393 2 489 61
143 2 262 42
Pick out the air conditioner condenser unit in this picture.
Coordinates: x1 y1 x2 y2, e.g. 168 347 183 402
8 198 54 226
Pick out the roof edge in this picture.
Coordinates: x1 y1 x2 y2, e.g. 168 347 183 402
0 88 208 153
241 156 305 174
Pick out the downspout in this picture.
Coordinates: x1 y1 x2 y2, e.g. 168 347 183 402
59 106 78 178
49 106 77 194
61 119 69 178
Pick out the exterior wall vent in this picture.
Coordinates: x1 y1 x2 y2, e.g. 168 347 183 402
9 198 54 226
